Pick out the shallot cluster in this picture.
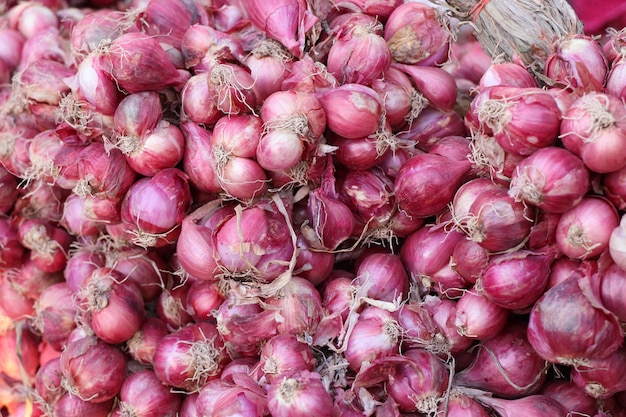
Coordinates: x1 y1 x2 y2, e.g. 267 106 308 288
2 0 626 417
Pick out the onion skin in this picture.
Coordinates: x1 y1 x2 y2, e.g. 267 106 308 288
267 371 332 417
114 369 182 417
477 394 569 417
60 335 127 403
508 147 590 213
455 321 547 398
394 153 471 218
540 380 598 416
479 249 554 310
555 196 619 260
527 271 624 366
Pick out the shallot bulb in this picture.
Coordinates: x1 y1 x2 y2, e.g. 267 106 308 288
395 153 471 218
327 16 391 85
60 335 127 403
508 147 589 213
560 92 626 173
555 196 619 259
472 86 561 156
153 322 228 392
544 34 608 93
455 320 548 398
527 270 623 367
120 168 191 248
267 371 333 417
384 2 450 66
112 369 182 417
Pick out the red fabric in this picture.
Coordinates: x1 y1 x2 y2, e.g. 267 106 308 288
569 0 626 34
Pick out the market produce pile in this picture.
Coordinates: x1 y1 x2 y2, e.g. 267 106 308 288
3 0 626 416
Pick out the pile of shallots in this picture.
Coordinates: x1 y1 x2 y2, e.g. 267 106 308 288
2 0 626 416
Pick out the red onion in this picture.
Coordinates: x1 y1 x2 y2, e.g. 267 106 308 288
540 380 598 416
393 63 458 112
215 300 279 357
267 371 332 417
337 0 402 19
0 218 24 269
35 356 63 405
265 275 323 336
180 24 244 72
560 92 626 173
395 153 471 218
603 164 626 210
17 218 71 273
60 335 127 403
0 28 25 70
156 283 194 329
316 84 383 139
64 246 105 292
459 185 533 252
113 369 182 417
107 248 165 301
527 270 623 366
0 273 35 320
450 238 489 284
179 392 200 417
327 132 387 171
138 0 207 48
180 121 221 194
52 393 114 417
33 282 76 351
177 200 233 282
338 165 395 231
120 168 191 248
353 252 408 303
68 53 123 116
259 334 316 383
544 34 608 93
181 73 223 125
372 67 421 129
479 249 554 310
281 55 337 93
479 62 537 88
245 39 294 101
0 166 17 214
384 2 449 66
570 345 626 399
455 290 508 339
556 196 619 259
327 19 391 85
344 306 400 372
386 349 450 414
186 280 224 322
610 212 626 270
400 224 464 292
106 32 189 94
597 262 626 321
117 119 185 177
68 142 137 200
477 394 568 417
244 0 318 58
508 147 589 213
196 376 268 417
0 325 40 384
207 63 259 116
437 389 490 417
126 316 169 365
305 162 355 251
78 267 146 344
294 231 335 285
153 322 228 391
215 197 295 283
456 320 547 397
473 86 561 156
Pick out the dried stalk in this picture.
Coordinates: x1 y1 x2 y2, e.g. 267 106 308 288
442 0 583 74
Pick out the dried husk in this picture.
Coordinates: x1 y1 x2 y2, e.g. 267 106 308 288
443 0 583 75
